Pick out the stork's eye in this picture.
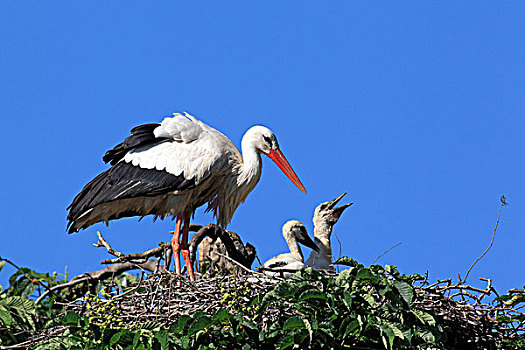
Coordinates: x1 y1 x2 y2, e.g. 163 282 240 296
263 135 272 145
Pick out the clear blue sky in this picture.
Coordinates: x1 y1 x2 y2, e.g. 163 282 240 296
1 2 523 294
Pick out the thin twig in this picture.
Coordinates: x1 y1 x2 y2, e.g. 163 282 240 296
371 243 402 265
463 195 507 283
214 252 258 276
332 228 343 272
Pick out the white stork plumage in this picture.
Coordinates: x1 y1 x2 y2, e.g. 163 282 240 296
67 112 306 281
262 220 319 279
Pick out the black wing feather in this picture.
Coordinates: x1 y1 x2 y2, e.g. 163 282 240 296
266 261 288 269
67 122 198 233
103 123 162 165
67 162 198 232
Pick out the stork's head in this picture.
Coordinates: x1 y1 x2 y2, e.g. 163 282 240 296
244 125 280 154
314 193 353 226
283 220 320 252
243 126 307 193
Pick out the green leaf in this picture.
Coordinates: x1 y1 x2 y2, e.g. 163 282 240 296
355 269 375 280
384 264 399 276
33 338 77 350
0 295 37 330
63 311 80 325
418 330 436 343
495 294 512 302
361 293 376 307
298 288 327 302
278 335 296 350
412 309 436 326
110 330 130 346
0 306 14 326
188 315 213 336
389 323 404 340
333 257 360 267
303 318 313 344
213 308 231 323
343 320 360 338
403 328 413 343
380 324 395 350
273 281 298 298
335 269 354 287
172 315 192 334
0 260 6 272
133 330 141 348
393 281 413 305
154 330 169 350
242 318 258 330
283 316 305 331
180 335 191 349
140 321 163 330
342 290 353 310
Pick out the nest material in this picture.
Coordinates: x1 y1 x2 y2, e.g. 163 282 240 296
51 272 514 349
11 267 523 350
414 286 500 349
61 273 296 330
18 195 520 349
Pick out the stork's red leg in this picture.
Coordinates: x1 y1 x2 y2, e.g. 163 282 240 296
171 215 183 277
180 212 195 281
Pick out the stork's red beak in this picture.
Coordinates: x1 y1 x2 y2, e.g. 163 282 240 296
266 149 307 194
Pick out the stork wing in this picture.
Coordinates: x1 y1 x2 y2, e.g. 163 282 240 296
122 113 238 183
67 113 239 232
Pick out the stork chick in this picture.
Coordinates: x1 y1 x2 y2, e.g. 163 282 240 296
305 193 352 270
262 220 319 279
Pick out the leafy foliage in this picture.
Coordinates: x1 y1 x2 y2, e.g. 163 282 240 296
494 286 525 349
0 258 523 349
253 264 441 349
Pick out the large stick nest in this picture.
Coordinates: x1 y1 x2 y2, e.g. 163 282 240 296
46 269 520 350
12 194 522 349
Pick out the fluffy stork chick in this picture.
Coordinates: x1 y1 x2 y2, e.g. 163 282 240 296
306 193 352 270
262 220 319 278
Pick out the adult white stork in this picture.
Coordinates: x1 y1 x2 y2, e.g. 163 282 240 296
262 220 319 279
67 112 306 281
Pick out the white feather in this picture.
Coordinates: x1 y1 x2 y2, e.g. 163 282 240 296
123 113 232 183
262 221 308 279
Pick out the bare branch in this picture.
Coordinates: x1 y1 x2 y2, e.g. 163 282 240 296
372 243 402 265
93 231 124 257
35 234 172 305
463 195 507 283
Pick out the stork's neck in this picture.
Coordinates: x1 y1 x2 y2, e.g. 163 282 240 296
313 219 333 257
286 236 304 260
238 134 262 186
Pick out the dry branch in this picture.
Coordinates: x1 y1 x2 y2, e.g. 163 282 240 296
462 195 508 283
